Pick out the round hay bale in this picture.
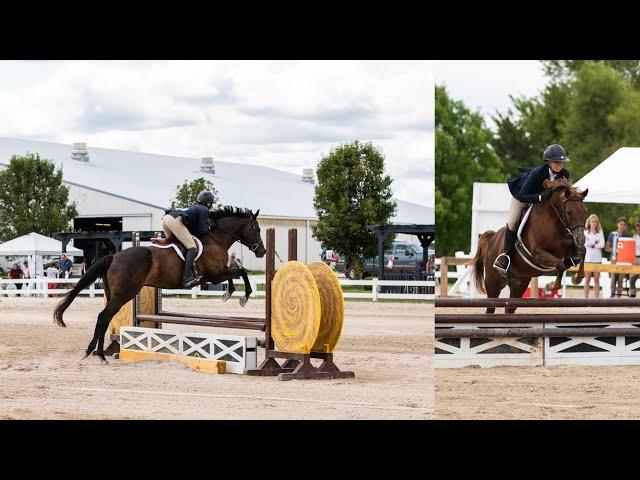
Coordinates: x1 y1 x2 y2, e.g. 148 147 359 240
270 261 321 354
307 261 344 353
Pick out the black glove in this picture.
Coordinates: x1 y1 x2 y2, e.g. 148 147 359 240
563 256 583 268
540 190 553 201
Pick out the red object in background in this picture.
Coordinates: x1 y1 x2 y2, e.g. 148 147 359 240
523 287 562 299
617 238 636 264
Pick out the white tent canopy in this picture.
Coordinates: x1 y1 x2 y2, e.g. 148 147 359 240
575 147 640 204
0 232 82 257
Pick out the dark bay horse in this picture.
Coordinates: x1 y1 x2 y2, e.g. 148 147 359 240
472 179 588 313
54 206 266 362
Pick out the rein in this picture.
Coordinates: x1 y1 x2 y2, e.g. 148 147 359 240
548 195 584 239
213 218 262 252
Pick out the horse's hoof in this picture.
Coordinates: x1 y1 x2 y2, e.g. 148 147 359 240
98 355 108 365
239 296 248 307
222 292 231 302
544 282 557 291
81 351 90 360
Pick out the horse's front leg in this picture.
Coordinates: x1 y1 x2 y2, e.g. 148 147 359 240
222 277 236 303
532 250 567 291
237 268 252 307
546 271 564 292
208 267 245 304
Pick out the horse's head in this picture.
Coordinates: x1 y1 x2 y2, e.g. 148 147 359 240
543 179 589 252
209 207 266 258
240 209 266 257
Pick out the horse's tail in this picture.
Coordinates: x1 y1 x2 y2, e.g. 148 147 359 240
472 231 494 294
54 255 114 327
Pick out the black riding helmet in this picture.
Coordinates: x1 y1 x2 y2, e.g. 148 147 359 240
543 144 570 163
197 190 215 205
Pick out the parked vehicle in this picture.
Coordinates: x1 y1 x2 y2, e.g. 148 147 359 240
335 242 425 279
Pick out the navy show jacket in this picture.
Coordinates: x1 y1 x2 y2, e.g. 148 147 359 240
507 165 570 204
166 204 210 237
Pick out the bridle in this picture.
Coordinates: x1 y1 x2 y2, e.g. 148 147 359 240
213 216 264 252
548 191 585 241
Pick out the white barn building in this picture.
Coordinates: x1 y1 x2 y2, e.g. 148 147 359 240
0 137 433 269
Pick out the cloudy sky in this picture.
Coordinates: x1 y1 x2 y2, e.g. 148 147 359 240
0 60 433 208
431 60 549 128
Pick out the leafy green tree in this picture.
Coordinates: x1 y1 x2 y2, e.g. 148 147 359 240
562 61 630 179
170 177 219 209
312 141 397 279
0 153 78 241
543 60 640 89
492 82 570 176
436 85 505 256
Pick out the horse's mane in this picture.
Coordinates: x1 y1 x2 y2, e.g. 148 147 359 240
545 178 584 198
209 205 252 221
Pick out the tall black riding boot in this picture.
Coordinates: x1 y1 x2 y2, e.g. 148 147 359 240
493 225 517 274
182 248 203 288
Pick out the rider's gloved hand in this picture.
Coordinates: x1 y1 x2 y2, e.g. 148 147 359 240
540 190 553 201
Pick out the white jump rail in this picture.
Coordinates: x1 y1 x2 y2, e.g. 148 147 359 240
0 276 434 301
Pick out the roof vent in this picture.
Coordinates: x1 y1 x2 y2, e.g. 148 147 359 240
302 168 315 184
201 157 215 174
71 142 89 163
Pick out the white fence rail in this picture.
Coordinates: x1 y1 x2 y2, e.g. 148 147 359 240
0 276 434 301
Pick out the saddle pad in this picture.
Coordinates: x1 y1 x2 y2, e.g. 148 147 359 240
147 236 204 262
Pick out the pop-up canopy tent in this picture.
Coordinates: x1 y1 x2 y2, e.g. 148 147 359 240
0 232 83 257
574 147 640 204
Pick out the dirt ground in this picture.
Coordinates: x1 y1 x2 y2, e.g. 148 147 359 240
0 296 432 420
436 300 640 419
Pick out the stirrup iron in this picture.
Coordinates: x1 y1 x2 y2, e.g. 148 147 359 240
493 253 511 273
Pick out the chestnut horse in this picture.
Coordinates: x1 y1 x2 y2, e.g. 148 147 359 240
472 179 588 313
54 206 266 362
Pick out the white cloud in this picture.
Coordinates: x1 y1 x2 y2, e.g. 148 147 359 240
0 60 434 207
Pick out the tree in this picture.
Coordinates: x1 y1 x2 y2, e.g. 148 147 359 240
543 60 640 89
491 82 570 176
170 177 219 209
436 85 505 256
312 141 397 279
0 153 78 242
562 61 630 180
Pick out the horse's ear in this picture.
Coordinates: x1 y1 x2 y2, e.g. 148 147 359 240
254 209 260 218
543 179 553 189
582 188 589 199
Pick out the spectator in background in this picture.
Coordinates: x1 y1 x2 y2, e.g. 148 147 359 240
583 214 605 298
9 263 22 294
46 262 60 292
606 217 632 297
22 261 30 280
59 254 73 279
427 255 436 276
228 251 243 270
629 220 640 297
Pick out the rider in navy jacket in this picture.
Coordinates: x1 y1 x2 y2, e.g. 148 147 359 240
168 203 210 237
158 190 215 287
493 144 571 274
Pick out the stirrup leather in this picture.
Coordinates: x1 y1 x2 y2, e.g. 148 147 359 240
493 253 511 273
